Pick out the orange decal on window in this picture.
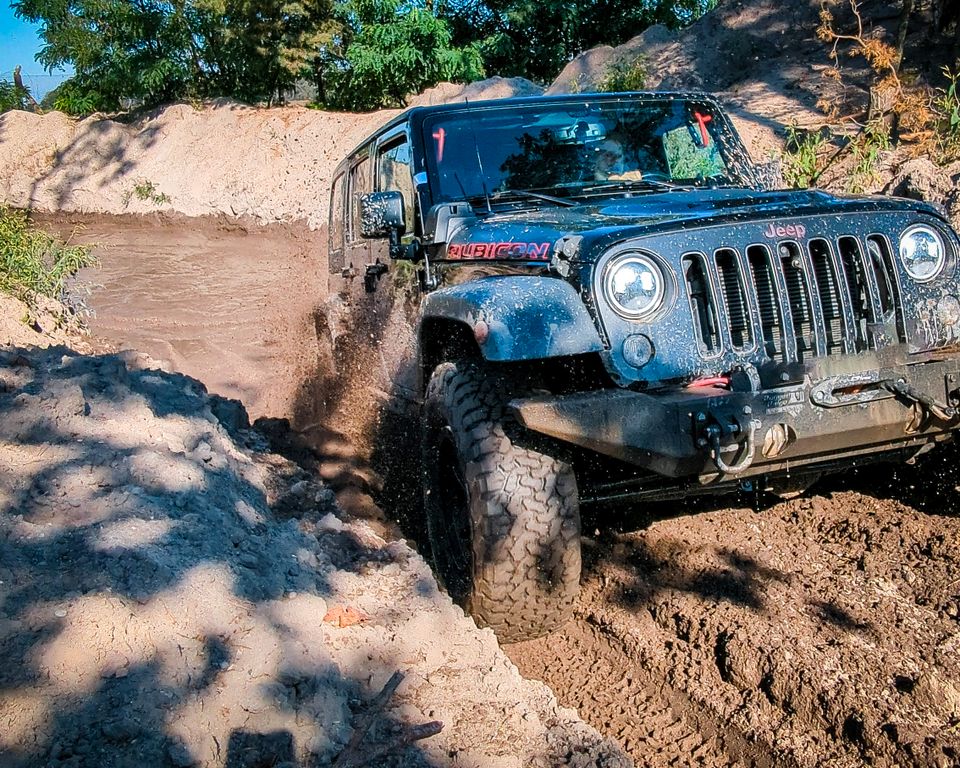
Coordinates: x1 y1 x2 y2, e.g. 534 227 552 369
693 112 713 147
433 127 446 163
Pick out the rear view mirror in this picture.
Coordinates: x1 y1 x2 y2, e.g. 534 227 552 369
360 191 405 238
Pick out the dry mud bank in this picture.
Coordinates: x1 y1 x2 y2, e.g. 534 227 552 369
510 477 960 768
0 78 540 231
0 344 628 768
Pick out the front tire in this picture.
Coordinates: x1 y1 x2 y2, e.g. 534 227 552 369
422 361 581 642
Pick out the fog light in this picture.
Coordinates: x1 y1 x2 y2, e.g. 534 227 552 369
622 334 654 368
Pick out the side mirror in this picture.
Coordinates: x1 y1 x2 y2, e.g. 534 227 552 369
360 191 406 239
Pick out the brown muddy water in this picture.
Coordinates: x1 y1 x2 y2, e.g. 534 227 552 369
40 213 327 426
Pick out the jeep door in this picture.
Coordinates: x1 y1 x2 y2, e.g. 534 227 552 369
368 127 420 401
343 147 373 296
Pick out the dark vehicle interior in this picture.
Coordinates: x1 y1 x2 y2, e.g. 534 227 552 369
422 98 738 207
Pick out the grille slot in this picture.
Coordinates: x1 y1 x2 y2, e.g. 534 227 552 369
866 234 906 343
682 253 721 355
809 238 846 355
679 231 906 363
779 242 816 361
715 249 753 350
837 236 873 351
746 245 785 360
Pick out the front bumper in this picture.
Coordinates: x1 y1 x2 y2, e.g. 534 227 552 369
510 359 960 482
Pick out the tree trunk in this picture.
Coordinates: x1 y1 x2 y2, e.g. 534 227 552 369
895 0 914 71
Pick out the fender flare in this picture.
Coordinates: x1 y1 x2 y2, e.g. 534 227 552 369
421 276 604 362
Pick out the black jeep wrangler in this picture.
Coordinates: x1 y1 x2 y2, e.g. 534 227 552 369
327 92 960 642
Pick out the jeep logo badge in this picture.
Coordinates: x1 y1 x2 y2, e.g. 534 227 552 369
763 222 807 239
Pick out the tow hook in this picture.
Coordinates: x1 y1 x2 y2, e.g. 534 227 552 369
695 413 763 475
881 378 959 422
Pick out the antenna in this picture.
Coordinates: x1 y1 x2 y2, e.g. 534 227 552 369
469 120 493 214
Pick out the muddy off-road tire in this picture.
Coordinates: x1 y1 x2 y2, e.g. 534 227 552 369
422 361 581 643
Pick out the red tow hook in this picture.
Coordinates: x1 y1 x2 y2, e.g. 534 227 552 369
686 375 731 389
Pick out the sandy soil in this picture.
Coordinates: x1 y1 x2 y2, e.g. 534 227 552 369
0 77 539 230
0 292 93 353
0 342 628 768
20 211 960 768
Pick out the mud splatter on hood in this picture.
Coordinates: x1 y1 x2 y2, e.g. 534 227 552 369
445 187 943 262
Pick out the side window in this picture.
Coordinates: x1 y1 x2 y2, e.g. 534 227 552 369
377 139 415 234
348 156 371 243
329 172 345 272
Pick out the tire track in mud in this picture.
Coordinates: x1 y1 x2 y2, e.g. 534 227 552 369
507 615 775 768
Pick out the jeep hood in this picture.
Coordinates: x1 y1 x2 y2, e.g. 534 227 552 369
442 187 939 262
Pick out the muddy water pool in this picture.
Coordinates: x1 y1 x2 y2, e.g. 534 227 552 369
40 213 326 425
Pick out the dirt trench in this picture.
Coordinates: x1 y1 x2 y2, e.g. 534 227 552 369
44 212 960 768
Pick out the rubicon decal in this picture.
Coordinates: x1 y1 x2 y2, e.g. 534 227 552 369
448 242 552 260
763 222 807 239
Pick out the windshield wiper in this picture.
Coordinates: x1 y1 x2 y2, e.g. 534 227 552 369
577 178 692 194
473 188 576 208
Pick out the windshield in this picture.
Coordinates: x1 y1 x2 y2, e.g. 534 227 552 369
422 97 752 207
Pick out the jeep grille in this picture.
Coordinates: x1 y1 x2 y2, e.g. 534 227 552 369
683 234 906 363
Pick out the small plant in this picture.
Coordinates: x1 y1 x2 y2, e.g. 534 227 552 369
598 56 648 93
567 74 587 95
780 125 831 189
933 65 960 161
52 83 100 116
123 179 171 207
847 120 891 192
0 78 32 113
0 207 96 308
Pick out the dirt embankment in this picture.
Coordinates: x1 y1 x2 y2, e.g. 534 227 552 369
0 342 628 768
509 475 960 768
548 0 831 161
0 77 541 230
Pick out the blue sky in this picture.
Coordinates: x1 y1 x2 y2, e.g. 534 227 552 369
1 2 70 98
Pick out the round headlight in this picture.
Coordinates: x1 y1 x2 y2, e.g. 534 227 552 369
603 253 665 319
899 224 946 282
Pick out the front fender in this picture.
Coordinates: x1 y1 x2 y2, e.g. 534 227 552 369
421 276 604 361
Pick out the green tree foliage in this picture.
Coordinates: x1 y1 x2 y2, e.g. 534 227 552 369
318 0 484 110
441 0 718 82
15 0 718 113
13 0 336 111
0 78 33 113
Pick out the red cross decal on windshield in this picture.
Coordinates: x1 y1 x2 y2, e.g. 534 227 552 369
433 127 446 163
693 111 713 147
